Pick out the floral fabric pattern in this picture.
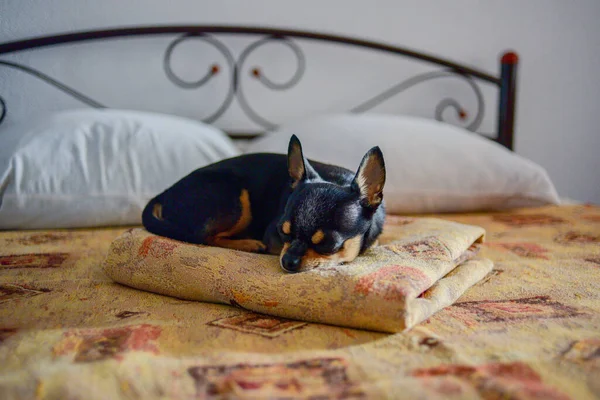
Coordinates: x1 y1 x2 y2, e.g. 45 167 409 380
102 218 490 333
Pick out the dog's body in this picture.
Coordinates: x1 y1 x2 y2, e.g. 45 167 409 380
142 136 386 272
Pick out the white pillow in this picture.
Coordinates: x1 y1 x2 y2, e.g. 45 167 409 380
0 109 240 229
245 114 560 214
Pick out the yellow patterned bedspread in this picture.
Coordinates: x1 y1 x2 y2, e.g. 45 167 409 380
0 204 599 399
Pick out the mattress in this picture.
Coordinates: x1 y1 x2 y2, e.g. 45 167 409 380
1 204 599 399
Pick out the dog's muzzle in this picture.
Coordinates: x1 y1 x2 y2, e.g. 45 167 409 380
280 240 306 273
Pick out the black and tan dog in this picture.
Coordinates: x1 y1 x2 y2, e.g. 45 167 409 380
142 135 386 273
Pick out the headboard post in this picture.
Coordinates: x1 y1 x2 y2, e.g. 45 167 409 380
497 51 519 150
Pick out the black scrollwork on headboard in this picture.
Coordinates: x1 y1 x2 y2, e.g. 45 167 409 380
351 70 484 132
163 33 306 130
0 96 6 125
163 34 235 124
0 26 518 149
162 34 483 132
0 59 106 126
236 36 306 130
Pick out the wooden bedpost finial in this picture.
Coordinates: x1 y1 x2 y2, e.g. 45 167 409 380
501 51 519 65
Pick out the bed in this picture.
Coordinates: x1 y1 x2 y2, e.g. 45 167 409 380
1 26 599 400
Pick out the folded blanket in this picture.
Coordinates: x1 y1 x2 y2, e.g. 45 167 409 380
102 218 493 333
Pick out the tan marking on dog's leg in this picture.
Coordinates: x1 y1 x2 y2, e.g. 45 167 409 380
152 203 163 220
207 189 265 253
211 238 266 253
214 189 252 238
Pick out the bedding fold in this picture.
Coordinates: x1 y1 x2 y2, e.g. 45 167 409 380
102 218 493 332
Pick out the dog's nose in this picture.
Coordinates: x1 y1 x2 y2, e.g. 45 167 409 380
281 253 301 273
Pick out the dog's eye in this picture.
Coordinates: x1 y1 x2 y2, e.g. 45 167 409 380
314 243 341 256
312 231 345 255
313 245 336 255
313 237 341 255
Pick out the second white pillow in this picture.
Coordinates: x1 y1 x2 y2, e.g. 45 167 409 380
245 113 560 214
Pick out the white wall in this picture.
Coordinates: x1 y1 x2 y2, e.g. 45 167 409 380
1 0 599 203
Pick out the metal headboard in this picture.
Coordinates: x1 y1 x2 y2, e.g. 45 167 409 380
0 25 518 149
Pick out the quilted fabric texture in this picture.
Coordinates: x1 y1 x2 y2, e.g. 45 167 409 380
102 218 491 333
0 205 599 399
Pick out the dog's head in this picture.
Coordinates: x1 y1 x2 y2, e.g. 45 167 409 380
278 135 386 273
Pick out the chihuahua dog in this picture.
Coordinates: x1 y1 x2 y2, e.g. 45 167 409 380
142 135 386 273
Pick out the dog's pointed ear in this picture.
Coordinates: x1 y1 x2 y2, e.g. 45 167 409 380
352 146 386 208
287 135 318 186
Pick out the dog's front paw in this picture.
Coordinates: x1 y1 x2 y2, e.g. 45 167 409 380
232 239 267 253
